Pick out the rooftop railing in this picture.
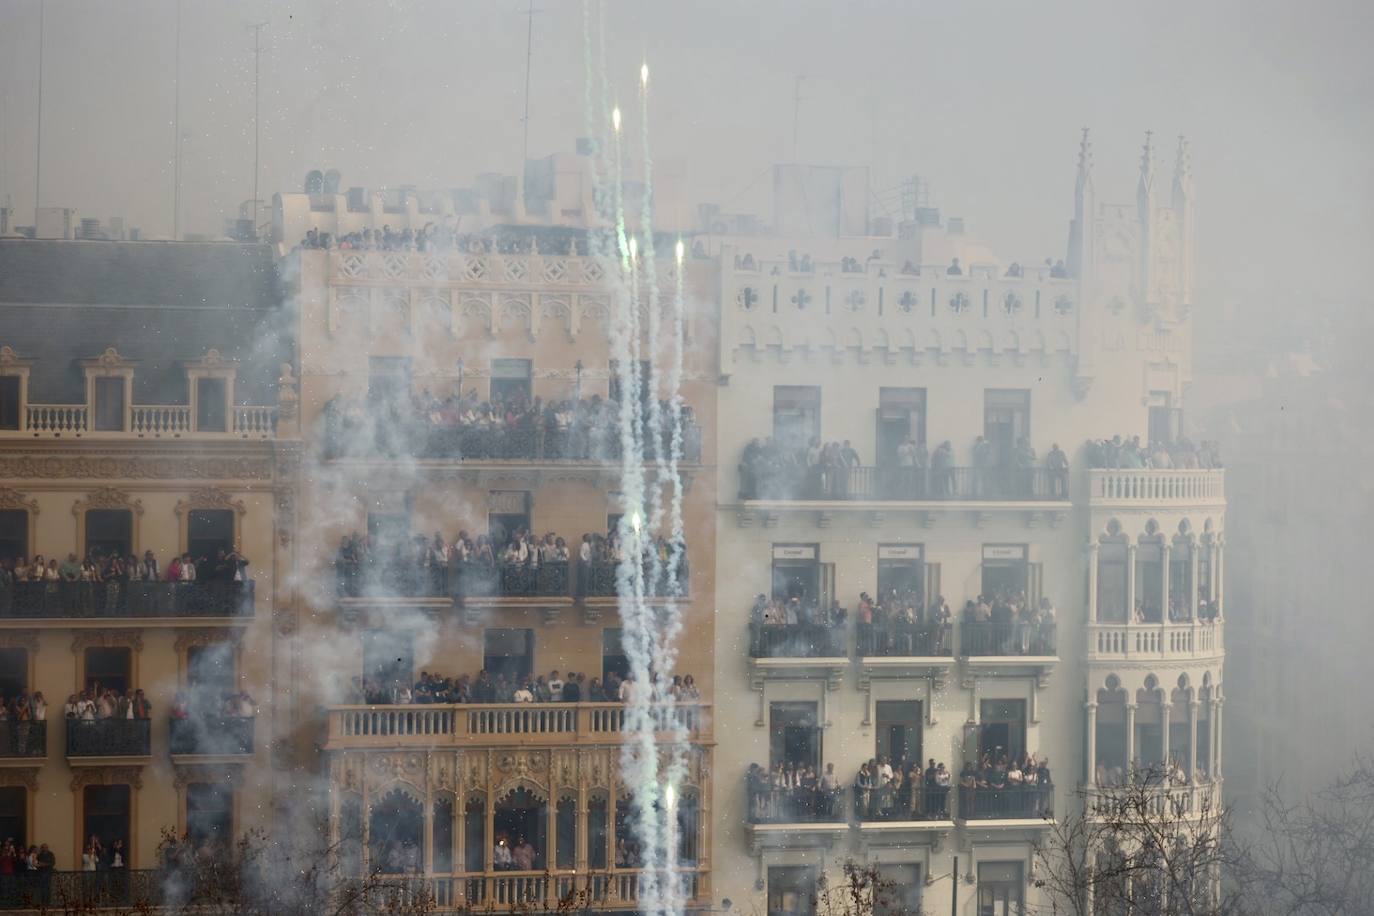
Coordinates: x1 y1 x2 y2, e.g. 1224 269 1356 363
0 581 254 619
740 465 1069 502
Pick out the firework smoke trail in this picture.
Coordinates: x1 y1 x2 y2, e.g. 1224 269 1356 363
637 62 667 606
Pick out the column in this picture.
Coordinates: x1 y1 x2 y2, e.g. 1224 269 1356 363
1126 544 1138 621
1160 544 1172 621
1124 703 1137 779
1215 541 1225 619
1188 701 1199 781
1188 543 1200 620
1087 542 1100 624
1160 703 1171 769
1214 700 1224 778
1085 702 1099 787
424 782 435 875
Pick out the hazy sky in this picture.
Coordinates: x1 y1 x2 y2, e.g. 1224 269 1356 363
1 0 1370 306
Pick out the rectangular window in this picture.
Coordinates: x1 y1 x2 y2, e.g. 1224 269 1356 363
490 359 532 405
876 544 923 601
977 861 1025 916
188 644 236 712
0 377 20 431
362 630 414 693
978 699 1027 763
983 389 1031 466
0 648 26 701
483 628 534 683
769 702 820 771
1148 391 1180 445
0 509 27 563
1136 542 1163 622
602 628 630 683
772 386 821 452
188 509 235 564
1097 542 1129 623
981 544 1028 597
195 378 228 432
876 387 926 466
186 783 234 848
487 491 530 549
876 864 922 916
767 865 816 916
874 700 922 769
367 357 412 406
85 647 132 694
0 788 25 848
85 509 133 561
93 377 126 431
83 785 131 857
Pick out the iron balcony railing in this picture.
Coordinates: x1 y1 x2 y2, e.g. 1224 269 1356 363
739 464 1069 502
854 784 952 821
66 719 152 757
958 783 1054 820
746 782 848 825
578 560 690 599
0 581 254 619
959 621 1057 657
0 721 46 758
0 870 160 911
325 419 703 465
855 622 952 657
336 559 689 600
168 716 255 756
748 623 846 658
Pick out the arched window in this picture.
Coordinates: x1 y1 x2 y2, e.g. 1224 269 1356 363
339 796 362 875
464 795 485 873
494 786 547 872
433 796 455 873
613 793 640 869
555 795 577 870
368 788 423 874
587 793 609 870
675 790 700 866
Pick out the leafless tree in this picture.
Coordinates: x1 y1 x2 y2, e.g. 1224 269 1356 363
1030 776 1245 916
1242 752 1374 916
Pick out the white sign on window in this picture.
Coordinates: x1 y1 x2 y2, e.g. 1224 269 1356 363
773 545 817 561
983 545 1026 561
878 545 923 561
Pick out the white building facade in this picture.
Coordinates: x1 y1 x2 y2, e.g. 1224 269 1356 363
710 135 1226 915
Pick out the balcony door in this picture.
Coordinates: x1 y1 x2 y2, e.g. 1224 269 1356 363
93 377 126 431
483 628 534 684
876 387 925 466
771 545 820 605
85 509 132 561
187 783 234 848
981 545 1028 599
977 861 1025 916
768 865 817 916
188 509 234 564
773 386 821 452
876 545 923 602
195 378 228 432
188 644 235 713
983 389 1030 467
362 630 414 695
83 785 131 857
0 377 19 431
875 700 922 769
0 789 24 848
0 509 26 561
977 700 1027 764
769 702 820 771
85 647 131 695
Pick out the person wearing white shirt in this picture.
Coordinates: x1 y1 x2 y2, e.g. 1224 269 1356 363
618 677 635 702
547 672 564 701
877 757 894 783
512 684 534 703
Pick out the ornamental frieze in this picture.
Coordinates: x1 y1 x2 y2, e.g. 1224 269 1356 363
0 454 274 481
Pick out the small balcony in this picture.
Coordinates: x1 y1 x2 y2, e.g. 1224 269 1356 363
66 719 151 759
739 465 1070 504
957 784 1054 821
0 721 46 759
396 869 710 913
323 701 711 751
168 716 255 758
1087 620 1224 663
1085 781 1219 822
959 622 1057 658
747 622 847 689
0 581 255 620
744 779 851 851
856 621 954 686
1088 469 1225 509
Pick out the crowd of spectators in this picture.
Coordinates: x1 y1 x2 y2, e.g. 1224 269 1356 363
61 687 152 721
855 757 952 820
958 752 1054 818
0 549 248 587
169 691 257 720
324 389 697 465
1084 435 1222 470
748 595 847 657
0 839 58 902
856 590 952 655
351 667 701 707
960 591 1057 655
334 525 688 600
746 762 845 823
738 436 1069 501
1096 755 1208 788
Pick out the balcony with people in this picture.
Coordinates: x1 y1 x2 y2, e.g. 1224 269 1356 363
737 435 1070 504
168 690 257 758
0 692 47 759
321 389 701 466
1085 434 1225 508
0 549 255 620
852 757 953 823
956 751 1054 822
64 687 154 759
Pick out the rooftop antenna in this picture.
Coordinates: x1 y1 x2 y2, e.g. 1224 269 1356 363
792 75 810 162
520 0 541 167
248 20 268 234
34 0 44 221
173 0 182 239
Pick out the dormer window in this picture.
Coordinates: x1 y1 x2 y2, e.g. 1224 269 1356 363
183 350 238 434
0 378 19 431
0 347 34 432
93 378 127 431
80 348 138 434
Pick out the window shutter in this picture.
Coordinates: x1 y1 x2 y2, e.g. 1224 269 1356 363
820 563 836 610
1029 561 1044 609
924 562 941 610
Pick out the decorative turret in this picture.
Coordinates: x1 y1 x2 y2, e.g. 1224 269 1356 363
1172 135 1194 307
1067 128 1095 281
1137 131 1157 304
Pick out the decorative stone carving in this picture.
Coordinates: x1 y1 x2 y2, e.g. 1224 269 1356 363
0 630 40 655
0 455 274 481
0 346 26 367
174 488 247 520
73 488 144 516
71 629 144 654
0 488 38 514
71 766 143 792
173 763 244 790
0 769 40 791
173 628 240 654
276 363 299 421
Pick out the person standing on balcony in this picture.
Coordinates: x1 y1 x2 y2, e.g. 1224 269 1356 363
1047 443 1069 498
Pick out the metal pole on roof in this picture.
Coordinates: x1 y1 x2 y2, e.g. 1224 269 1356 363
173 0 182 240
249 21 268 236
34 0 44 221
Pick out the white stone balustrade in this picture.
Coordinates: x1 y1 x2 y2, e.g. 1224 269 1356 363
1087 621 1224 661
1089 469 1225 507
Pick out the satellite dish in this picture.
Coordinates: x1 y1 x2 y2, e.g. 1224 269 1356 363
323 170 342 194
304 170 324 194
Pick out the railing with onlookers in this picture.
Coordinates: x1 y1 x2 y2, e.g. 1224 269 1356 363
169 716 255 756
856 622 952 657
325 702 710 749
746 781 848 825
739 464 1069 502
0 721 46 758
66 718 152 757
748 623 846 659
1087 620 1223 660
958 783 1054 820
0 581 254 619
959 622 1057 657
